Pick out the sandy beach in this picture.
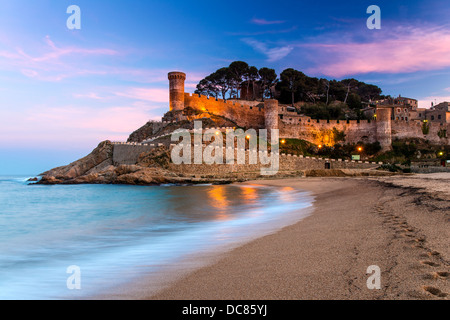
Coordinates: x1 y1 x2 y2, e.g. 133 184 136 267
145 174 449 300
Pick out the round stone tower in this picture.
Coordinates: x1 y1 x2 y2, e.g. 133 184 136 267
264 99 279 140
376 106 392 150
168 71 186 112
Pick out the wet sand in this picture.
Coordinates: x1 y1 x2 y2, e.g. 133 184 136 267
145 175 449 300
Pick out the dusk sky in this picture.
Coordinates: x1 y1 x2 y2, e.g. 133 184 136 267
1 0 450 174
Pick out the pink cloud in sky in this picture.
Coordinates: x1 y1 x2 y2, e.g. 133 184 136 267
73 92 108 100
418 95 450 109
242 38 294 62
0 104 163 149
251 18 285 25
0 35 119 82
114 88 169 103
304 26 450 77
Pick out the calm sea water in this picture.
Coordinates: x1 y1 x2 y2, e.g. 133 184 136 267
0 176 313 300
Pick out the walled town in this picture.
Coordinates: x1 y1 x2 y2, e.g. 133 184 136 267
38 67 450 185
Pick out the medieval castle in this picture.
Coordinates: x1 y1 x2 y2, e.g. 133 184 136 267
158 71 449 150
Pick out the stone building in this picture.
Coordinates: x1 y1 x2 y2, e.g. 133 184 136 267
161 72 449 151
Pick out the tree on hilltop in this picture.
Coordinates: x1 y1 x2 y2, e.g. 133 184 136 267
258 67 278 101
196 77 219 99
228 61 249 99
341 79 357 104
244 66 259 100
213 67 232 100
321 79 331 105
194 61 383 105
279 68 304 107
195 67 231 100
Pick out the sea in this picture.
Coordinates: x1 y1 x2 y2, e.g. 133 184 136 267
0 175 313 300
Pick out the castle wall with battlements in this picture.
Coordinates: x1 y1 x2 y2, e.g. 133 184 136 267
279 119 377 145
166 71 449 148
391 120 449 144
184 93 265 129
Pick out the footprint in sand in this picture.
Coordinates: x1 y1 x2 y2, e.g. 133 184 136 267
422 272 449 280
422 286 448 298
420 260 440 267
436 272 449 279
427 251 440 257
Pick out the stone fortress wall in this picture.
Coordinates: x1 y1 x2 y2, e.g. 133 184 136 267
184 93 266 129
164 71 449 150
110 142 381 175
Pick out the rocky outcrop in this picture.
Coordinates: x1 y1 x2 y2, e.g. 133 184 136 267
127 121 163 143
38 141 236 186
40 140 114 181
127 118 232 143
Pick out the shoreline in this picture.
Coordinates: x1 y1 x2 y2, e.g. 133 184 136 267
140 176 449 300
88 183 315 300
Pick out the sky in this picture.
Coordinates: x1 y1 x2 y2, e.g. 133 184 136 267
0 0 450 174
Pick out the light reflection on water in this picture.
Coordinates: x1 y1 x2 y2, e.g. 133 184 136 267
0 177 313 299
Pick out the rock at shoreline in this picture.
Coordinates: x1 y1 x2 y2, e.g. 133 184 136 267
27 177 38 182
40 140 114 180
38 137 393 187
38 141 235 186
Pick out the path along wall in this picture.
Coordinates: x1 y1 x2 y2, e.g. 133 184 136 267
112 144 379 175
168 148 379 177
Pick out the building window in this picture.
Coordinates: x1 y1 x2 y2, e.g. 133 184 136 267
431 116 435 120
419 113 422 117
405 117 408 121
438 115 442 120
